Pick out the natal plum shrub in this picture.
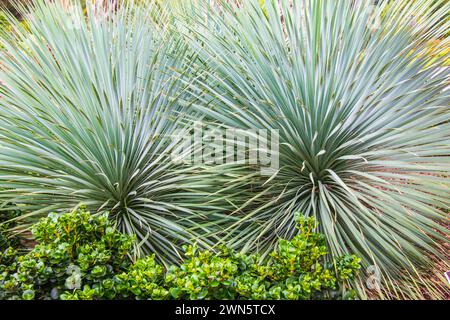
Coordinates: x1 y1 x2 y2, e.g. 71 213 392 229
0 205 23 252
0 207 135 300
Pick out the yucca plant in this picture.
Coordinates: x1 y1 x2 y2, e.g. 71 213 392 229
0 0 227 265
182 0 450 299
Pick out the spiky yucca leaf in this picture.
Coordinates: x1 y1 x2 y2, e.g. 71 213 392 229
0 0 222 265
183 0 450 298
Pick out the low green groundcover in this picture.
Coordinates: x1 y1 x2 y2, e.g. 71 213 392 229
0 207 360 300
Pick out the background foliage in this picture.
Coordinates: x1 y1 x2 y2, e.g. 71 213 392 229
0 0 231 265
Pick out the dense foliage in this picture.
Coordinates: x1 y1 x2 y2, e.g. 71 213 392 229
0 11 7 29
0 0 229 265
0 205 22 251
183 0 450 299
163 216 360 300
0 0 448 300
0 208 360 300
0 208 135 300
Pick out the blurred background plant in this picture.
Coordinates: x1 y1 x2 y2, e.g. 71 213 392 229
0 207 137 300
378 0 449 65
